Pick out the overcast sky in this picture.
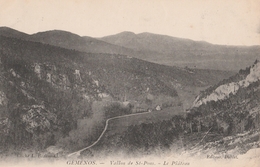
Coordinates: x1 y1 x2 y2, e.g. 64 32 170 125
0 0 260 45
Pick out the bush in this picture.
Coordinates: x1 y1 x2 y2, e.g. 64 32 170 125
104 102 133 118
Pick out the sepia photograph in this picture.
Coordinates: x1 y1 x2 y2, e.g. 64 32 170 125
0 0 259 166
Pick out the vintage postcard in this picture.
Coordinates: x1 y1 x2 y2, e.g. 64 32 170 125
0 0 259 167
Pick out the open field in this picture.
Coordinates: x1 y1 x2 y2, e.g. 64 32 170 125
106 106 184 136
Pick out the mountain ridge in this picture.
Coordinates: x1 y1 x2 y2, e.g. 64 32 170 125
1 27 259 71
0 27 141 56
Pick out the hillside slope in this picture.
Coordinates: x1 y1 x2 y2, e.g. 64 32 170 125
187 60 260 135
182 60 260 157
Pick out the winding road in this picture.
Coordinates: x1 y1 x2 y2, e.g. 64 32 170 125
67 111 150 157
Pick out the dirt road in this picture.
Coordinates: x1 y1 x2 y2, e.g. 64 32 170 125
67 111 150 157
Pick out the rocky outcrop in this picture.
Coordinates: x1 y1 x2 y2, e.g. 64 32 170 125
193 60 260 108
21 105 56 133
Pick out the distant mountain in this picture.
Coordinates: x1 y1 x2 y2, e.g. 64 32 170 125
101 32 260 71
0 27 142 56
1 27 259 71
29 30 140 55
101 31 212 53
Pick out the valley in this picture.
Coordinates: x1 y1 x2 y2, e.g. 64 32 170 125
0 27 259 162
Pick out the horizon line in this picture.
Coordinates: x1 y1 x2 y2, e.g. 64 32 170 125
0 26 260 47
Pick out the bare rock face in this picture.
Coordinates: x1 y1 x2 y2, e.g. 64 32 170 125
193 60 260 108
